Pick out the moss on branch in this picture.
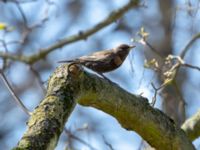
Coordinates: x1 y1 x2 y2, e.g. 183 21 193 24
14 64 194 150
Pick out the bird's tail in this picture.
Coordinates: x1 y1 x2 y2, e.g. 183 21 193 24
58 59 80 64
58 60 74 63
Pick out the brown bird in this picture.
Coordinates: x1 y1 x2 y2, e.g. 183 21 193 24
59 44 135 80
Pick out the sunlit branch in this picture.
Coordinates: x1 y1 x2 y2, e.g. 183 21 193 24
182 109 200 141
14 64 194 150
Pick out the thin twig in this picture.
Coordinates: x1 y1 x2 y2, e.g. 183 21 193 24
64 128 97 150
180 33 200 59
102 135 115 150
145 40 164 59
172 80 186 122
0 40 9 70
0 40 23 47
0 70 31 116
182 63 200 71
29 66 46 93
151 83 159 106
14 1 28 26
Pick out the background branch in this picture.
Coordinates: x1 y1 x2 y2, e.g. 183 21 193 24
0 71 31 115
0 0 139 64
182 110 200 141
180 32 200 59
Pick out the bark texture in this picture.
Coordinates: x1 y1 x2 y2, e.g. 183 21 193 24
14 64 194 150
182 110 200 141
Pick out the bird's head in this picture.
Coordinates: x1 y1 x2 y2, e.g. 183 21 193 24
114 44 135 60
117 44 135 50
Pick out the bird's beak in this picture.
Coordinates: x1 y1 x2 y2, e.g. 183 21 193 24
129 45 136 50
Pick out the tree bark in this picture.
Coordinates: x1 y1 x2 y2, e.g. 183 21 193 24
13 64 194 150
182 110 200 141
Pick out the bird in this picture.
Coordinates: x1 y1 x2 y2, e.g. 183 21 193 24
58 44 135 80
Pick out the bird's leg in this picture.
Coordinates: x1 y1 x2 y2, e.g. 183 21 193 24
98 73 114 83
99 73 109 80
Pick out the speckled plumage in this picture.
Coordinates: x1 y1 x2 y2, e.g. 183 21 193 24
59 44 135 74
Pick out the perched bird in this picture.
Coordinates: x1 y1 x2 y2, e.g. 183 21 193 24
59 44 135 80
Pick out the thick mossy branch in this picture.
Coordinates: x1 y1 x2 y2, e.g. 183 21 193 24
182 110 200 141
14 64 194 150
76 72 194 150
14 65 78 150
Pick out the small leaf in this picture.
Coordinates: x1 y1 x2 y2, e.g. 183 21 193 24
0 23 15 31
163 77 173 85
138 27 149 40
0 23 7 30
144 59 159 69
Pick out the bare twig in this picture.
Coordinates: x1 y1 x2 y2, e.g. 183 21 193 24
180 33 200 59
29 66 46 93
0 40 23 47
0 70 31 115
0 51 30 63
182 63 200 71
102 135 115 150
151 83 158 106
144 40 164 59
0 38 31 115
64 128 97 150
151 82 166 107
137 139 145 150
30 0 52 29
142 33 200 111
173 80 186 122
136 27 163 59
14 1 28 26
0 40 9 70
169 55 200 78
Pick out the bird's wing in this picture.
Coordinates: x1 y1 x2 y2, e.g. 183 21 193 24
58 59 78 63
79 49 113 62
58 49 113 63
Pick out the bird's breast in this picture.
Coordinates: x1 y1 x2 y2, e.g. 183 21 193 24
82 57 122 73
113 56 123 66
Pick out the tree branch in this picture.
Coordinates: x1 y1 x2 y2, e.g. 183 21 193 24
0 51 31 63
180 32 200 59
0 0 139 64
0 70 31 115
182 110 200 141
182 63 200 71
14 64 194 150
